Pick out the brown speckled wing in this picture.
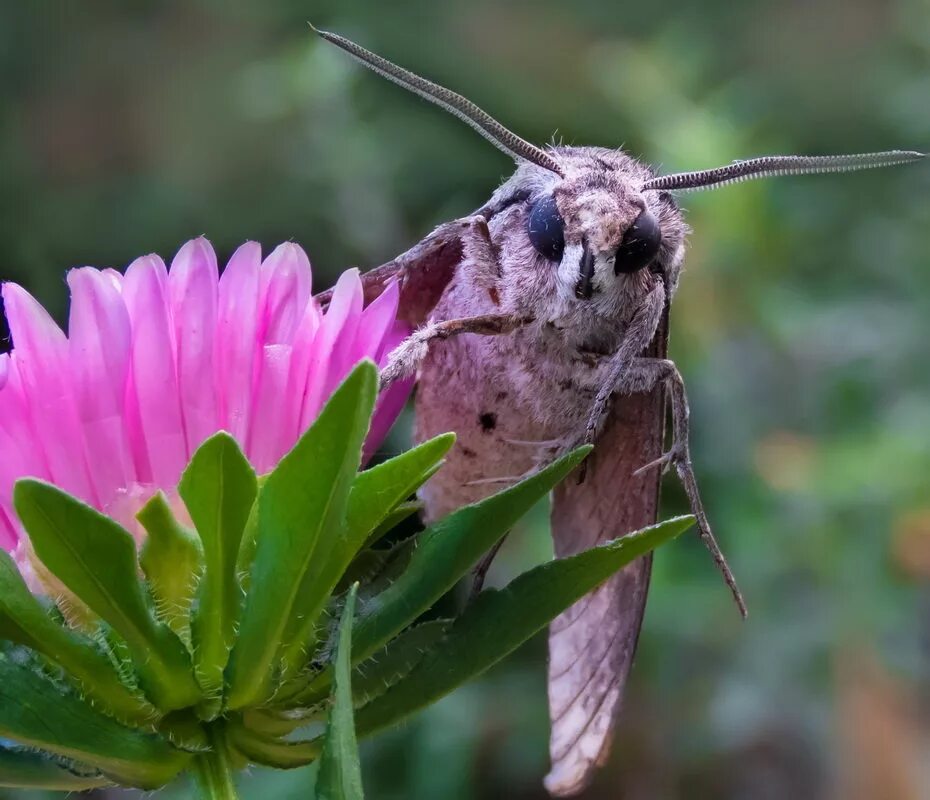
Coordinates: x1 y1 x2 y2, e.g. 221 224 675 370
545 318 668 797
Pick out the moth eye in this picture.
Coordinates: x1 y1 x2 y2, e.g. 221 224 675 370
527 195 565 262
615 209 661 274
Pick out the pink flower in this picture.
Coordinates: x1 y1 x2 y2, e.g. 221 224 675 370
0 237 410 553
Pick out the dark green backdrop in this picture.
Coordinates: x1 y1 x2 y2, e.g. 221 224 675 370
1 1 928 798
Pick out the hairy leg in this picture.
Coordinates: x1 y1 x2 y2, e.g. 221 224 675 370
584 356 748 617
379 313 534 389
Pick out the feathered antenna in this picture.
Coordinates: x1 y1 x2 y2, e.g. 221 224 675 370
311 25 564 177
643 151 925 192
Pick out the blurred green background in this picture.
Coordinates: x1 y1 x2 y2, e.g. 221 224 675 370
2 1 929 798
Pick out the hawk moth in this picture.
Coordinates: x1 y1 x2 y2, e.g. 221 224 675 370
311 26 923 796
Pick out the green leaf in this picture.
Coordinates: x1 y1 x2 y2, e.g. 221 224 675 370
240 708 320 739
346 435 452 545
227 724 320 769
352 516 693 738
0 745 109 791
273 535 420 706
333 548 393 594
350 446 592 664
157 708 211 752
278 433 455 673
316 583 363 800
226 362 377 710
360 500 422 551
138 492 204 647
234 478 265 594
0 654 191 789
292 619 450 709
12 480 201 710
0 550 156 725
337 535 419 603
178 433 257 705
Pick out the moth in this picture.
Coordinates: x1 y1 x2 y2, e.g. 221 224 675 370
312 27 924 796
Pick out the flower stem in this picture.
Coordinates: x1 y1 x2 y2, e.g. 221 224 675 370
193 726 239 800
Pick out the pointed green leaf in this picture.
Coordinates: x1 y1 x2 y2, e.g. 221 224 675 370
227 362 377 709
274 535 419 706
316 583 363 800
178 432 257 703
352 516 693 737
139 492 204 647
0 745 109 791
360 500 422 550
293 619 450 709
13 480 201 710
0 550 156 725
278 433 454 673
350 446 592 664
346 435 452 543
0 655 191 789
333 548 393 594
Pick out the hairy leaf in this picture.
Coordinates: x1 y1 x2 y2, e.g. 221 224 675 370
350 446 592 663
279 433 454 672
293 619 449 709
0 655 191 789
178 432 257 706
138 492 204 647
13 480 200 710
0 550 155 725
352 517 693 737
316 584 363 800
226 362 376 709
0 745 109 791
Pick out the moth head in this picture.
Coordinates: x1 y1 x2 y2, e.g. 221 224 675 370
313 25 925 303
520 149 684 302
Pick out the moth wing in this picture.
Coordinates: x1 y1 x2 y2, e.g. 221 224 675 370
545 326 668 797
314 217 471 325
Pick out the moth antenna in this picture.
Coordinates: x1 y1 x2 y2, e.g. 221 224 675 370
310 24 564 177
643 150 926 192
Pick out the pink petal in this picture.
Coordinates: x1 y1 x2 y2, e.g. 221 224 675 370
0 504 18 552
103 269 123 290
1 283 96 505
299 269 363 430
355 280 400 362
215 242 262 447
67 268 135 505
248 344 293 473
258 243 312 344
245 243 312 462
323 269 365 397
0 356 50 483
168 238 219 454
364 322 414 460
281 300 322 450
366 377 413 462
0 353 8 390
123 255 188 490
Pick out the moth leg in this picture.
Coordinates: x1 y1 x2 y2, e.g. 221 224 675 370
379 313 534 390
577 281 667 451
622 357 748 617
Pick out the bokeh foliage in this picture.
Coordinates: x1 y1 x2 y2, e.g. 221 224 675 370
1 0 929 798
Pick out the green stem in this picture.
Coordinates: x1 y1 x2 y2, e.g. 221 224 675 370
193 726 239 800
